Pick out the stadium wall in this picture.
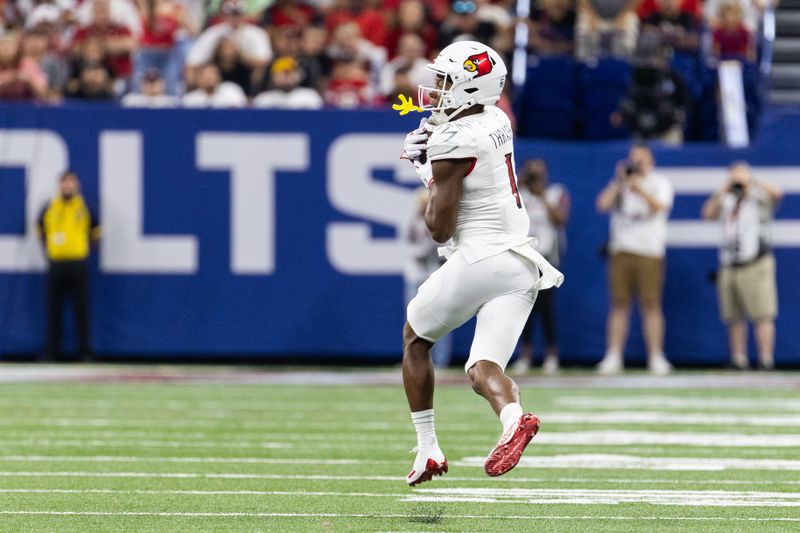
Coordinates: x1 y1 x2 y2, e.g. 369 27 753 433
0 104 798 366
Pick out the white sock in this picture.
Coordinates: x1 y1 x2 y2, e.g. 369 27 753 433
499 402 523 433
411 409 437 448
604 350 622 362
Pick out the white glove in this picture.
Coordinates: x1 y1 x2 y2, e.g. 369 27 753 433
413 158 433 189
401 117 430 161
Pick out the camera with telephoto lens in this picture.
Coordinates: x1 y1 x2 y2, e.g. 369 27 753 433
624 161 642 178
729 182 745 198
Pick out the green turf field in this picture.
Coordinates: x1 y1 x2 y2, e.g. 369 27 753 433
0 367 799 532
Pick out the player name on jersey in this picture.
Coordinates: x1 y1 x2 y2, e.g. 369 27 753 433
489 123 513 149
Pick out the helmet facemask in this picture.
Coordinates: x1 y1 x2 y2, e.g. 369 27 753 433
418 70 477 125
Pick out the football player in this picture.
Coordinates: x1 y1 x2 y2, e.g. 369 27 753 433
401 41 564 486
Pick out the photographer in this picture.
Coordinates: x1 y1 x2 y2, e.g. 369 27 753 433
595 144 674 375
702 162 782 370
615 30 690 145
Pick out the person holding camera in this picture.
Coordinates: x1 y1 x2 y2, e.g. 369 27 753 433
595 144 674 375
512 159 570 375
702 162 782 370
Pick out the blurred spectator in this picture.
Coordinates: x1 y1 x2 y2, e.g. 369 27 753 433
323 52 375 107
576 0 638 61
66 61 115 99
76 0 143 38
298 24 331 88
26 0 78 34
21 29 68 100
121 67 178 105
512 160 570 376
642 0 700 55
0 32 48 101
705 0 766 32
262 0 322 29
182 62 247 107
403 188 452 369
637 0 701 20
37 170 100 362
438 0 498 50
66 36 111 94
385 0 437 58
325 0 388 48
186 0 272 87
134 0 190 95
378 33 432 97
702 162 782 370
206 0 271 20
73 0 136 83
712 2 755 62
262 25 325 91
528 0 577 56
252 55 323 108
615 31 689 144
214 36 254 94
326 21 386 83
595 144 674 375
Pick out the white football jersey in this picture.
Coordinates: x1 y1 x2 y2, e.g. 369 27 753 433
426 105 531 264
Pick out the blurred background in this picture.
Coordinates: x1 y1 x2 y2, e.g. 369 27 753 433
0 0 797 369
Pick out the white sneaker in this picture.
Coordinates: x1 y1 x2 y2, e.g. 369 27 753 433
542 355 559 375
511 357 531 376
596 356 623 375
406 444 447 486
648 356 673 376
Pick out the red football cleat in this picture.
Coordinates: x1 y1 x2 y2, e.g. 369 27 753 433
484 413 540 477
407 457 448 486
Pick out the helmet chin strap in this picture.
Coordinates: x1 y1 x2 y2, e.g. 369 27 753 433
429 99 477 125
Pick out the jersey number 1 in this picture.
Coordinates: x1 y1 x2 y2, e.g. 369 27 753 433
505 153 522 209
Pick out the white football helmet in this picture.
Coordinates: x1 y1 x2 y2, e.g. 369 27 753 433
418 41 507 124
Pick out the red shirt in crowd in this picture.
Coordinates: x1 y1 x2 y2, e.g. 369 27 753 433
637 0 701 19
140 14 181 47
263 2 319 27
74 24 134 77
714 25 751 59
326 8 388 47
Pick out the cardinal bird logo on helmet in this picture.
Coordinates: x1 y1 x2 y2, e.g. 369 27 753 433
462 51 493 77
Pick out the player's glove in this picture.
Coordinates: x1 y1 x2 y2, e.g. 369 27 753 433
413 158 433 189
401 118 430 161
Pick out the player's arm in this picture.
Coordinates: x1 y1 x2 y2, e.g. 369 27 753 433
425 158 473 243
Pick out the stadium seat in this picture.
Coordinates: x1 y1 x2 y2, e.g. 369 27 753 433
517 56 578 138
578 59 631 139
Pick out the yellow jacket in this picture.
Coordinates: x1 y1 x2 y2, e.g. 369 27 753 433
37 195 100 261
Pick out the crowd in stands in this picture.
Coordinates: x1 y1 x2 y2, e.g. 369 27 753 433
0 0 775 114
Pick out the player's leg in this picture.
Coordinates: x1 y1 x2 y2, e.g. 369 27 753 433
598 252 632 374
511 307 535 375
466 289 540 477
401 321 447 486
403 253 482 486
462 249 541 477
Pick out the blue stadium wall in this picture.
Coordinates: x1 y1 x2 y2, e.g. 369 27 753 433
0 104 798 366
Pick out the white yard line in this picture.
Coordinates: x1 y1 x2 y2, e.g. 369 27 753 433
2 487 800 508
557 396 800 411
0 511 797 522
2 429 799 448
407 488 800 507
459 454 800 471
0 470 799 484
0 455 392 466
